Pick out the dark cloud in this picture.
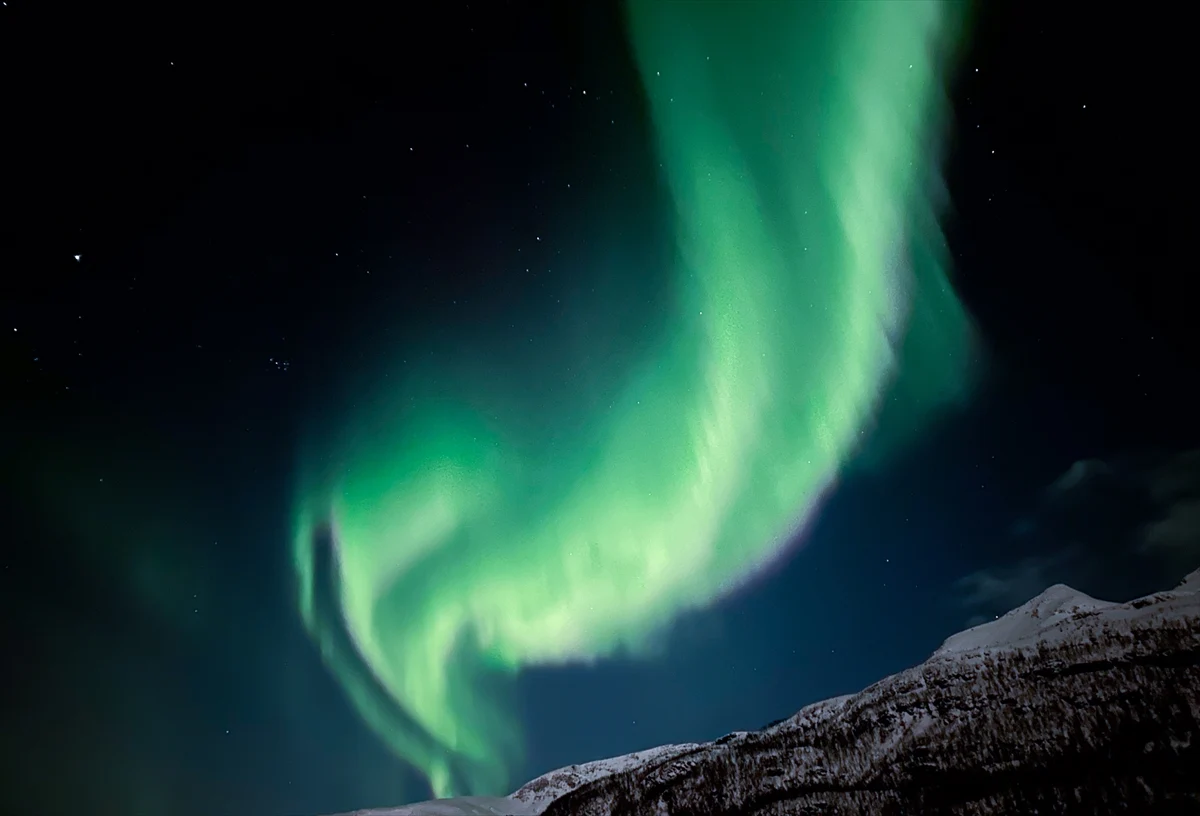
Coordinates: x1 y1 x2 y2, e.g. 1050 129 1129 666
956 449 1200 620
957 548 1082 625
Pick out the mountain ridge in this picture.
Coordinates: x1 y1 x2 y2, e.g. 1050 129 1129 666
332 567 1200 815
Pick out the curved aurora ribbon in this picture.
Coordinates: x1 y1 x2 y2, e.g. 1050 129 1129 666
294 0 972 799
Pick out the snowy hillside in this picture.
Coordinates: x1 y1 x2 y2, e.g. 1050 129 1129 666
331 568 1200 816
326 796 536 816
509 742 703 813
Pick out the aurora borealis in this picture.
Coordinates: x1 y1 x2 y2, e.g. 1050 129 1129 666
7 1 1186 813
293 0 972 800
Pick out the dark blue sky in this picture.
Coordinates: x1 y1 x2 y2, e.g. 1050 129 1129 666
0 3 1191 815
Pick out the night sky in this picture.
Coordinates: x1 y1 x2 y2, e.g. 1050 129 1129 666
0 3 1192 816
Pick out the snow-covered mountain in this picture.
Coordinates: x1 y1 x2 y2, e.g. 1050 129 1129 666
336 568 1200 815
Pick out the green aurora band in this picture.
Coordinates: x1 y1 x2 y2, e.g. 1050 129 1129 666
294 0 973 799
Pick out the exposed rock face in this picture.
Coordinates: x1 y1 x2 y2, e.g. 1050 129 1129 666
516 569 1200 815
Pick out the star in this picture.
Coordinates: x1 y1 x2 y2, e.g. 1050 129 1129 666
74 254 81 261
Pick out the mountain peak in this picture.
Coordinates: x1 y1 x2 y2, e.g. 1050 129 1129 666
932 580 1112 658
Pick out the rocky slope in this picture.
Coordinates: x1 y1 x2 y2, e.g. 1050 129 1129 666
341 569 1200 815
